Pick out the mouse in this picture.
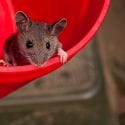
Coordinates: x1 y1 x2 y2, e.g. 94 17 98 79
1 11 68 66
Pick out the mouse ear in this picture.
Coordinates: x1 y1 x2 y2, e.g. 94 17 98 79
50 18 67 36
15 11 31 33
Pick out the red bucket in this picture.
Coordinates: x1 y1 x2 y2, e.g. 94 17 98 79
0 0 110 98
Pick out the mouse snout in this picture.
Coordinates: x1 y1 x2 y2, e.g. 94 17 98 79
34 54 48 66
28 51 49 66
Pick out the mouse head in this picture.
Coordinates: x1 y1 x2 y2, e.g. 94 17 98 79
15 11 67 66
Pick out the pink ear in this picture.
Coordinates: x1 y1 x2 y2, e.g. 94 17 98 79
15 11 31 32
51 18 67 36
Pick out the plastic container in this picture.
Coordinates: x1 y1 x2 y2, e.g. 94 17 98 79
0 0 110 98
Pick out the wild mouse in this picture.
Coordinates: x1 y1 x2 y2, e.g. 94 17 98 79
1 11 68 66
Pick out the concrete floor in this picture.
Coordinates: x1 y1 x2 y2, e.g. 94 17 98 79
97 0 125 124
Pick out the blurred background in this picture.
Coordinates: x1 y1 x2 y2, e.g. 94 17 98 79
0 0 125 125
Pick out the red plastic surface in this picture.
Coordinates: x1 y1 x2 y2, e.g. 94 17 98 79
0 0 110 98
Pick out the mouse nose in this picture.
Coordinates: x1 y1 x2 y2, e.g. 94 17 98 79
32 60 44 66
35 54 47 66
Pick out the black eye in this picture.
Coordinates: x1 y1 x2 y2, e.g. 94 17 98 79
46 42 50 49
26 40 33 48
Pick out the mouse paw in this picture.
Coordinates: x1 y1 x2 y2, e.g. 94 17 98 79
58 48 68 63
0 59 7 66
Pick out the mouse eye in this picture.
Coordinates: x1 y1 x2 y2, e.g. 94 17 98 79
26 40 33 48
46 41 50 50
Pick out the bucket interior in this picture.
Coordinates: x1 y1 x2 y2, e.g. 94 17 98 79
0 0 104 59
